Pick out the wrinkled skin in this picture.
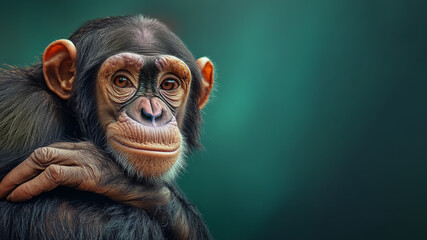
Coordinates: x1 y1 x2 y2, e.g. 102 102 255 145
0 142 170 209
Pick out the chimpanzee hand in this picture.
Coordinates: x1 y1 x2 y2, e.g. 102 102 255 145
0 141 170 208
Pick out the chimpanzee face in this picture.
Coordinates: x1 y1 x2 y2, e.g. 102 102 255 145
96 53 194 180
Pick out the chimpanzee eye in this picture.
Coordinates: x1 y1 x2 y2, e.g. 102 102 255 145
160 79 179 90
113 76 133 88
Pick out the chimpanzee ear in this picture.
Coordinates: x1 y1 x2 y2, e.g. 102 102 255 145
195 57 214 110
43 39 77 100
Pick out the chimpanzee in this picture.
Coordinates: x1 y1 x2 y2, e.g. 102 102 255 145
0 15 214 240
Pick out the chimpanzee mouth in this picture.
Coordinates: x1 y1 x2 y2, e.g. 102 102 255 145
106 111 182 154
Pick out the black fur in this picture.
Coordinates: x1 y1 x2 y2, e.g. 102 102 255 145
0 16 210 239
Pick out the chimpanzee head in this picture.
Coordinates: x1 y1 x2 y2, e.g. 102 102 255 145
42 16 214 182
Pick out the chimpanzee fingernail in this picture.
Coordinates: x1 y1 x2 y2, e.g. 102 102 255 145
6 194 12 201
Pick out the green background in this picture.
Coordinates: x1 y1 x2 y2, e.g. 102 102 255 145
1 0 426 239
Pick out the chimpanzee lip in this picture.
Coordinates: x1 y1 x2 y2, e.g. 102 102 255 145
111 137 180 154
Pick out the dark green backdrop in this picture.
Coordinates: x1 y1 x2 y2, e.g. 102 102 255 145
1 0 426 239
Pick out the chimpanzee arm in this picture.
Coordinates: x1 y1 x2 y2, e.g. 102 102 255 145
0 141 211 240
150 183 212 240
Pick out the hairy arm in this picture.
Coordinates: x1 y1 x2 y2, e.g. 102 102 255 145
0 141 211 240
154 183 212 240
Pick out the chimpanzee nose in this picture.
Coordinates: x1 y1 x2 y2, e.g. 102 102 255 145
141 108 162 122
126 97 172 126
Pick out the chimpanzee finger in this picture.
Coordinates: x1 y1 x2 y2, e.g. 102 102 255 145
6 165 85 202
0 159 43 198
0 147 81 198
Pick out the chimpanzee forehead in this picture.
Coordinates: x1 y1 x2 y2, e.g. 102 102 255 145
101 52 191 80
